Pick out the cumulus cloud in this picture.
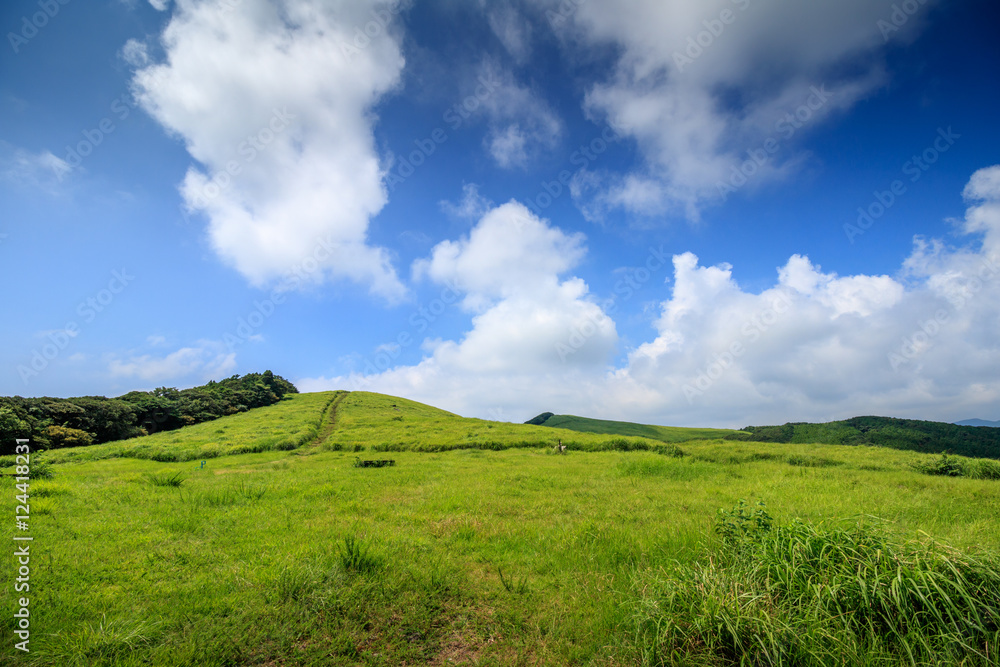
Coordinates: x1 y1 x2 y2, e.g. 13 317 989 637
554 0 938 220
471 60 562 169
132 0 408 300
120 38 150 67
300 167 1000 428
440 183 493 220
108 340 236 383
413 200 587 310
299 201 618 413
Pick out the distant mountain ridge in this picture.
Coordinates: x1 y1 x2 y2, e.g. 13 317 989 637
955 419 1000 428
729 416 1000 460
528 412 1000 460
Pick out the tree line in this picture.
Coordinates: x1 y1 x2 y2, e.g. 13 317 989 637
727 416 1000 460
0 371 297 454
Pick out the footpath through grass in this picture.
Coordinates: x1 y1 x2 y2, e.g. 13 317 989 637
2 391 1000 665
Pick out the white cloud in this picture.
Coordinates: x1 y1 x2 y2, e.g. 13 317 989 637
121 38 150 67
412 200 587 310
485 1 533 63
132 0 408 301
488 124 528 169
300 201 618 412
300 167 1000 428
555 0 938 220
440 183 493 220
0 144 72 190
109 340 237 384
473 60 562 169
148 0 169 10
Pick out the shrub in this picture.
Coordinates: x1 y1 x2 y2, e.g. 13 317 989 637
30 460 54 479
652 443 684 458
912 452 967 477
599 437 651 452
713 499 773 544
44 425 94 449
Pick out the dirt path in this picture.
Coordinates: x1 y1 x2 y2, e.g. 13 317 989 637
307 390 348 448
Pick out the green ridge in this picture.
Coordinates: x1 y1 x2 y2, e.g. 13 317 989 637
531 412 737 443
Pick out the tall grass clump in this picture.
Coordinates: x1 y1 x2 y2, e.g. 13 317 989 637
338 535 382 575
145 471 185 487
912 452 1000 480
633 500 1000 665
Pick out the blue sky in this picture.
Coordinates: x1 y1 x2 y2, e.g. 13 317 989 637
2 0 999 427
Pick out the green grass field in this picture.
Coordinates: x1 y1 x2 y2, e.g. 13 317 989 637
24 391 339 466
3 391 1000 665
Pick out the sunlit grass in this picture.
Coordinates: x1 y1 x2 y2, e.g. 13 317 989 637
33 391 338 465
2 390 999 664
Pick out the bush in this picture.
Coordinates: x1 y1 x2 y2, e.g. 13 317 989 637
44 425 94 449
713 499 773 544
29 460 54 479
598 437 651 452
912 452 967 477
652 443 685 457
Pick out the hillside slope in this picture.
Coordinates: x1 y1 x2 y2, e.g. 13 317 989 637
526 412 737 443
322 392 684 452
732 416 1000 459
6 396 1000 665
36 391 339 464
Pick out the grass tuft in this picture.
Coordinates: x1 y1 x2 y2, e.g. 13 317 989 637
338 535 382 575
633 499 1000 665
497 566 529 595
145 471 185 487
912 452 1000 480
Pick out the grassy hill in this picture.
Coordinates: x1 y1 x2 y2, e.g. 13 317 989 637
731 415 1000 459
527 412 737 443
321 392 685 454
25 391 340 465
3 391 1000 665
